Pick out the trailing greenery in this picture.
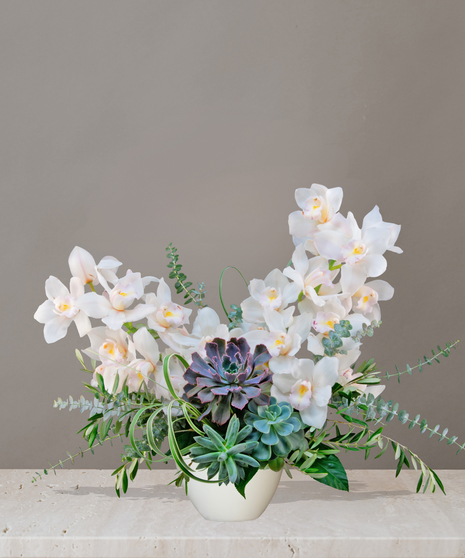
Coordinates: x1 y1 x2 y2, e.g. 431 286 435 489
381 340 459 383
166 243 207 307
218 265 248 326
351 320 382 343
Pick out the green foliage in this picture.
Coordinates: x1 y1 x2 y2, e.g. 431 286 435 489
382 341 459 383
189 415 260 491
166 243 207 307
299 452 349 492
351 320 382 343
227 304 243 331
244 398 306 461
321 320 353 357
350 393 464 454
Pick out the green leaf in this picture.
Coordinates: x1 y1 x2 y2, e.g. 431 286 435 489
234 467 259 499
301 453 349 492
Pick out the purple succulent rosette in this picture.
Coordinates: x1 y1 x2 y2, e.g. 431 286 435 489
183 337 272 425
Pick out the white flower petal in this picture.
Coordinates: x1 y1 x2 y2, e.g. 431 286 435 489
360 255 387 278
340 264 367 295
73 311 92 337
192 307 221 338
68 247 97 285
264 269 289 291
34 300 56 323
313 356 339 388
44 316 72 343
300 403 328 429
69 277 85 299
269 355 295 375
133 327 160 365
289 210 318 239
78 292 113 318
366 280 394 301
241 297 264 324
45 276 69 300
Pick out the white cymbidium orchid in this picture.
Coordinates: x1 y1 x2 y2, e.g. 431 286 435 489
146 278 192 349
167 307 231 360
307 299 368 356
351 280 394 322
241 268 300 326
68 246 123 287
125 327 161 393
84 326 133 366
336 349 385 399
271 357 339 428
289 184 343 250
79 270 156 331
283 244 339 312
243 309 313 375
34 276 98 343
314 207 401 295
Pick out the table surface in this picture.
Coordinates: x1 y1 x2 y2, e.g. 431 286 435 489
1 469 464 558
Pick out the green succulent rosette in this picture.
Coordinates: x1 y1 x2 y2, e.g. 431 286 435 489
244 398 306 461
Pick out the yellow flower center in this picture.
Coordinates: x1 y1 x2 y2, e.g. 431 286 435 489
299 384 310 397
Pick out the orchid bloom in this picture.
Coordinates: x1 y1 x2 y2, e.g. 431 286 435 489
336 349 385 399
167 307 231 360
78 270 156 331
307 298 368 356
145 278 192 348
243 309 313 375
283 244 339 314
34 276 96 343
84 327 133 366
351 279 394 322
68 246 122 287
314 207 401 294
241 268 300 326
289 184 343 250
271 357 339 428
125 327 161 393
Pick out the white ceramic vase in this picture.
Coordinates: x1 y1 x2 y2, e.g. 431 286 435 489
183 457 282 522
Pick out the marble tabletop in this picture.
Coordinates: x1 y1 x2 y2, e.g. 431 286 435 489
1 469 464 558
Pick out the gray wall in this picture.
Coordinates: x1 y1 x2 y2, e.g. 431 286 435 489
1 0 464 473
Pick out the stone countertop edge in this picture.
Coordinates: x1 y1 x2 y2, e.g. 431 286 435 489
1 469 465 558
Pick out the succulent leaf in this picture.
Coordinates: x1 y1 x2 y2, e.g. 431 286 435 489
245 398 306 461
183 338 272 425
189 416 260 485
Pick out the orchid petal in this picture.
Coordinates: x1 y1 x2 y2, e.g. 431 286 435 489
34 300 56 323
45 276 69 300
366 280 394 301
73 311 92 337
340 264 367 295
313 356 339 388
68 247 97 285
44 316 72 344
133 327 160 365
69 277 85 299
300 403 328 429
78 292 113 318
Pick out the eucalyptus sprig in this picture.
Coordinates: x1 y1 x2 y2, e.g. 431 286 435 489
166 242 207 307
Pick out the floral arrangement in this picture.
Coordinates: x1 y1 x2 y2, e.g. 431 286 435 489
34 184 461 497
